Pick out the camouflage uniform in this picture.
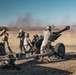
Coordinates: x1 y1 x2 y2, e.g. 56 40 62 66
17 29 25 53
31 34 40 53
0 29 9 46
24 33 32 51
40 26 53 54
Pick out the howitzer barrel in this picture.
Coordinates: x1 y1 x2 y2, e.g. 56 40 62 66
58 26 70 33
51 26 70 42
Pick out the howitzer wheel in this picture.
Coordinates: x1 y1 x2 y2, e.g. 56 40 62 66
54 43 65 59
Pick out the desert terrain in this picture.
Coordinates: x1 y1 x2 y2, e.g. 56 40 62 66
0 30 76 75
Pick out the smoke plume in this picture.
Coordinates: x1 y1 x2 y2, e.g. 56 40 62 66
8 13 45 27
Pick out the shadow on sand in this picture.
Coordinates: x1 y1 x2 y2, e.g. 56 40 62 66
0 60 72 75
0 50 76 75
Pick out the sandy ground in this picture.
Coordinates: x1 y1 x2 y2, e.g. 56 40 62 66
0 31 76 75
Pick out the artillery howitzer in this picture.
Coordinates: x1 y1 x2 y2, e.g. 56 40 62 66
0 26 70 69
15 26 70 60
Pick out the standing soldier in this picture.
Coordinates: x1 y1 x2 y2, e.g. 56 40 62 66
0 29 12 54
0 29 9 46
17 29 25 53
40 26 53 59
24 33 32 51
31 34 40 53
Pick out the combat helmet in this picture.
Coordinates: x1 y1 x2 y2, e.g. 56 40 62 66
46 26 51 31
25 33 29 38
19 29 23 33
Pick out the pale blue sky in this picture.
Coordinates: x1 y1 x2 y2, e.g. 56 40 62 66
0 0 76 26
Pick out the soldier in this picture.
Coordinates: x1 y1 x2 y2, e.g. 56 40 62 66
40 26 53 56
31 34 39 47
35 35 44 54
0 29 9 46
31 34 40 59
31 34 40 52
24 33 32 51
0 29 13 54
17 29 25 53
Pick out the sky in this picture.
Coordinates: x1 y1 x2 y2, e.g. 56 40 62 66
0 0 76 26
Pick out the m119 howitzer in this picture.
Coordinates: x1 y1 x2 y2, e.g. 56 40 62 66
15 26 70 60
51 26 70 42
0 26 70 69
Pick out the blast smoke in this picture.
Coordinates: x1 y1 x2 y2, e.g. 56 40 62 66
8 13 45 27
16 13 32 27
